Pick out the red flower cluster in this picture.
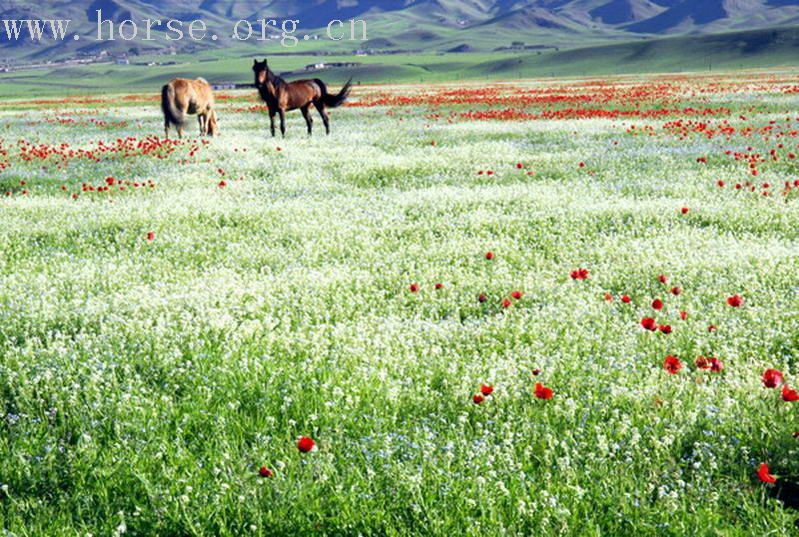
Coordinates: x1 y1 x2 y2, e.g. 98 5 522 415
641 317 658 331
782 385 799 402
259 466 274 478
663 355 683 375
473 384 495 405
694 356 724 373
297 436 317 453
534 382 553 400
726 294 744 307
758 463 777 484
570 268 589 280
762 368 784 388
761 368 798 403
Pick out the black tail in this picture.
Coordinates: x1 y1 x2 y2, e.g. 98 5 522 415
316 78 352 108
161 84 185 127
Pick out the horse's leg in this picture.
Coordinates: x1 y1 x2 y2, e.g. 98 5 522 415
278 108 287 138
301 105 313 136
315 101 331 135
269 109 277 137
164 120 170 139
198 114 206 136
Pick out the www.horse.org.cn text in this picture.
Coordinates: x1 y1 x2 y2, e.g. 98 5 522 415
1 11 368 47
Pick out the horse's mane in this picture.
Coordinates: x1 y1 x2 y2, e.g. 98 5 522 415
267 69 286 88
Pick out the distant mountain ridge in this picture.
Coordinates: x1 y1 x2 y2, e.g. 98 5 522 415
2 0 799 58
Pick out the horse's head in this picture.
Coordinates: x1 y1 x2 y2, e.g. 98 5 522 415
253 58 269 87
208 110 220 137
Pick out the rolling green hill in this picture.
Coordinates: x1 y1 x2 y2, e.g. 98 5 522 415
469 25 799 77
1 24 799 97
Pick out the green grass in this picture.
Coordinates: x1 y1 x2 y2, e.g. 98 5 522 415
0 74 798 535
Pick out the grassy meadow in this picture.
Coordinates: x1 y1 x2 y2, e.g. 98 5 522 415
0 73 798 535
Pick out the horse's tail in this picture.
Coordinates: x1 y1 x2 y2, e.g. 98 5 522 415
316 77 352 108
161 83 185 128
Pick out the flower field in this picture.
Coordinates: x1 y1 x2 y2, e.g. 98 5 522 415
0 72 798 535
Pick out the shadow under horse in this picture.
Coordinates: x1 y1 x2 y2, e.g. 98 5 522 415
253 58 352 137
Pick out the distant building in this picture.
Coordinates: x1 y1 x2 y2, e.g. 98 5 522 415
116 57 130 65
304 61 360 72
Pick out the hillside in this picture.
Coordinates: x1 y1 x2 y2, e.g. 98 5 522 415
2 24 799 97
2 0 799 61
468 24 799 77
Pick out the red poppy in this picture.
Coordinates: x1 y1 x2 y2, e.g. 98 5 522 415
534 382 553 400
681 207 689 215
502 298 512 309
782 385 799 402
297 436 316 453
659 324 672 334
516 163 523 169
435 283 443 290
532 369 541 376
708 325 717 333
478 294 487 303
709 358 724 373
604 292 613 302
485 251 494 260
641 317 658 331
680 311 688 321
480 384 494 396
663 355 682 374
511 290 524 300
717 180 726 188
763 369 784 389
409 283 420 293
658 274 668 284
146 231 155 242
671 287 681 296
218 180 227 188
570 268 589 280
621 295 631 304
758 463 777 484
473 394 485 405
727 295 743 308
695 356 710 370
652 299 664 311
259 466 273 478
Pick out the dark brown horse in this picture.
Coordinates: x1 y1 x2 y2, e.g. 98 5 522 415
253 58 352 137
